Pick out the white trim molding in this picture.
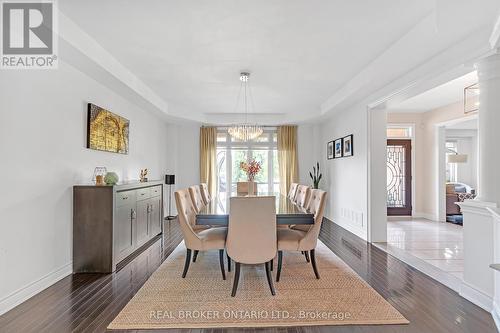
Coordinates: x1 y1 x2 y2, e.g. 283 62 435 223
457 200 497 314
0 262 72 316
488 207 500 332
458 200 498 217
460 281 494 312
492 301 500 331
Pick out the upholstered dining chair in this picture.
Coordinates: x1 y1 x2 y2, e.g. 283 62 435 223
189 185 206 213
295 185 311 208
276 189 327 282
288 183 299 202
174 189 228 279
226 196 277 297
200 183 211 205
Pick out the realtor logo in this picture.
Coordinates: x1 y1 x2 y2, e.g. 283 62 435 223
1 1 58 69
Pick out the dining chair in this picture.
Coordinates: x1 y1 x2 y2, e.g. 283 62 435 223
288 183 299 202
189 185 206 213
295 185 311 208
200 183 211 205
226 196 277 297
174 189 227 279
276 189 327 282
290 189 318 233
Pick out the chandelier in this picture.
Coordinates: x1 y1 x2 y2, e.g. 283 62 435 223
227 72 263 141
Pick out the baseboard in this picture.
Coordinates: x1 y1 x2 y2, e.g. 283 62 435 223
492 301 500 332
460 280 493 312
0 262 72 316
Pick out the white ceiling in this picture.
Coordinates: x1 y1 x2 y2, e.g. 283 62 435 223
58 1 499 124
389 71 478 112
60 0 436 123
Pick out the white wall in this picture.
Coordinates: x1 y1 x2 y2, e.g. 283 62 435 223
320 104 368 240
297 124 317 186
164 123 200 215
0 61 170 314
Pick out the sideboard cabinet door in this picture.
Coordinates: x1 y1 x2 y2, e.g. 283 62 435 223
149 197 162 236
115 202 136 262
136 199 150 247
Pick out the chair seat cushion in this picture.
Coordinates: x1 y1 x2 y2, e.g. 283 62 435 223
277 228 307 251
289 224 311 232
193 225 211 232
197 227 227 250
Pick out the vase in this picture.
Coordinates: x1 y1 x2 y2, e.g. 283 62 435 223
248 181 256 195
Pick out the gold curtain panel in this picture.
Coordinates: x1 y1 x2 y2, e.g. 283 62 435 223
199 127 217 196
277 125 299 196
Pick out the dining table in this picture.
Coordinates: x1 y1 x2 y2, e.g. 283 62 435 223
196 192 314 226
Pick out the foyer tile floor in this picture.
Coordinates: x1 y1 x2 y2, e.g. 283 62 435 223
377 218 464 280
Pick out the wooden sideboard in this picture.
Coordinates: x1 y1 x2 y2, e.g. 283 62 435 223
73 181 163 273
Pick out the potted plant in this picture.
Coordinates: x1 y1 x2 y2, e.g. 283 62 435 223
309 162 322 189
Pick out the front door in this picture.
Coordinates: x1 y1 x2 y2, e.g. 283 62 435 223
387 139 412 216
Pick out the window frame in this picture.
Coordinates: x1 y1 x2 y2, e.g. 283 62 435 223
216 128 278 195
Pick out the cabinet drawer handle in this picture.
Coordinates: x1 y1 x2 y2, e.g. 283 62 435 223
131 209 137 219
122 196 128 200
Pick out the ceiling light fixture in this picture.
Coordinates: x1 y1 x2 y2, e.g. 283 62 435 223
228 72 263 141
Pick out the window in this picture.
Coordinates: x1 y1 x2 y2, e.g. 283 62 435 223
446 141 458 182
216 129 279 200
387 125 413 138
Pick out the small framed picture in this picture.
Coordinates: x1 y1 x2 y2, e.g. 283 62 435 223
342 134 353 157
327 141 334 160
334 138 343 158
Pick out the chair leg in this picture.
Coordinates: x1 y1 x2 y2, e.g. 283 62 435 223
182 249 192 278
227 252 231 272
276 251 283 282
270 259 273 271
265 261 276 296
304 251 310 263
310 249 320 279
219 249 226 280
231 262 241 297
192 250 199 263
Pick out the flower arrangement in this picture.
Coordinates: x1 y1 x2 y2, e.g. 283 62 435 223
239 159 262 182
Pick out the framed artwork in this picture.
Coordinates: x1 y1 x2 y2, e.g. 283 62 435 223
327 141 334 160
342 134 353 157
87 103 129 154
334 138 343 158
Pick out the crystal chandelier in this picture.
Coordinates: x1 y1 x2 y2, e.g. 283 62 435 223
228 72 263 141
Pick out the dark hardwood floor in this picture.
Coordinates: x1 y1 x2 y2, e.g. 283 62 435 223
0 219 496 333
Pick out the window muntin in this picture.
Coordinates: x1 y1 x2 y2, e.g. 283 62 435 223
216 129 279 197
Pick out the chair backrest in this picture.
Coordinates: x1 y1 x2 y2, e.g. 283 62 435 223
226 196 277 264
300 189 327 249
200 183 211 205
236 181 256 195
295 185 310 208
188 185 205 213
288 183 299 201
174 189 201 249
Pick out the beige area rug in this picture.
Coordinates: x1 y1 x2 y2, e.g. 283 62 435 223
108 241 408 329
